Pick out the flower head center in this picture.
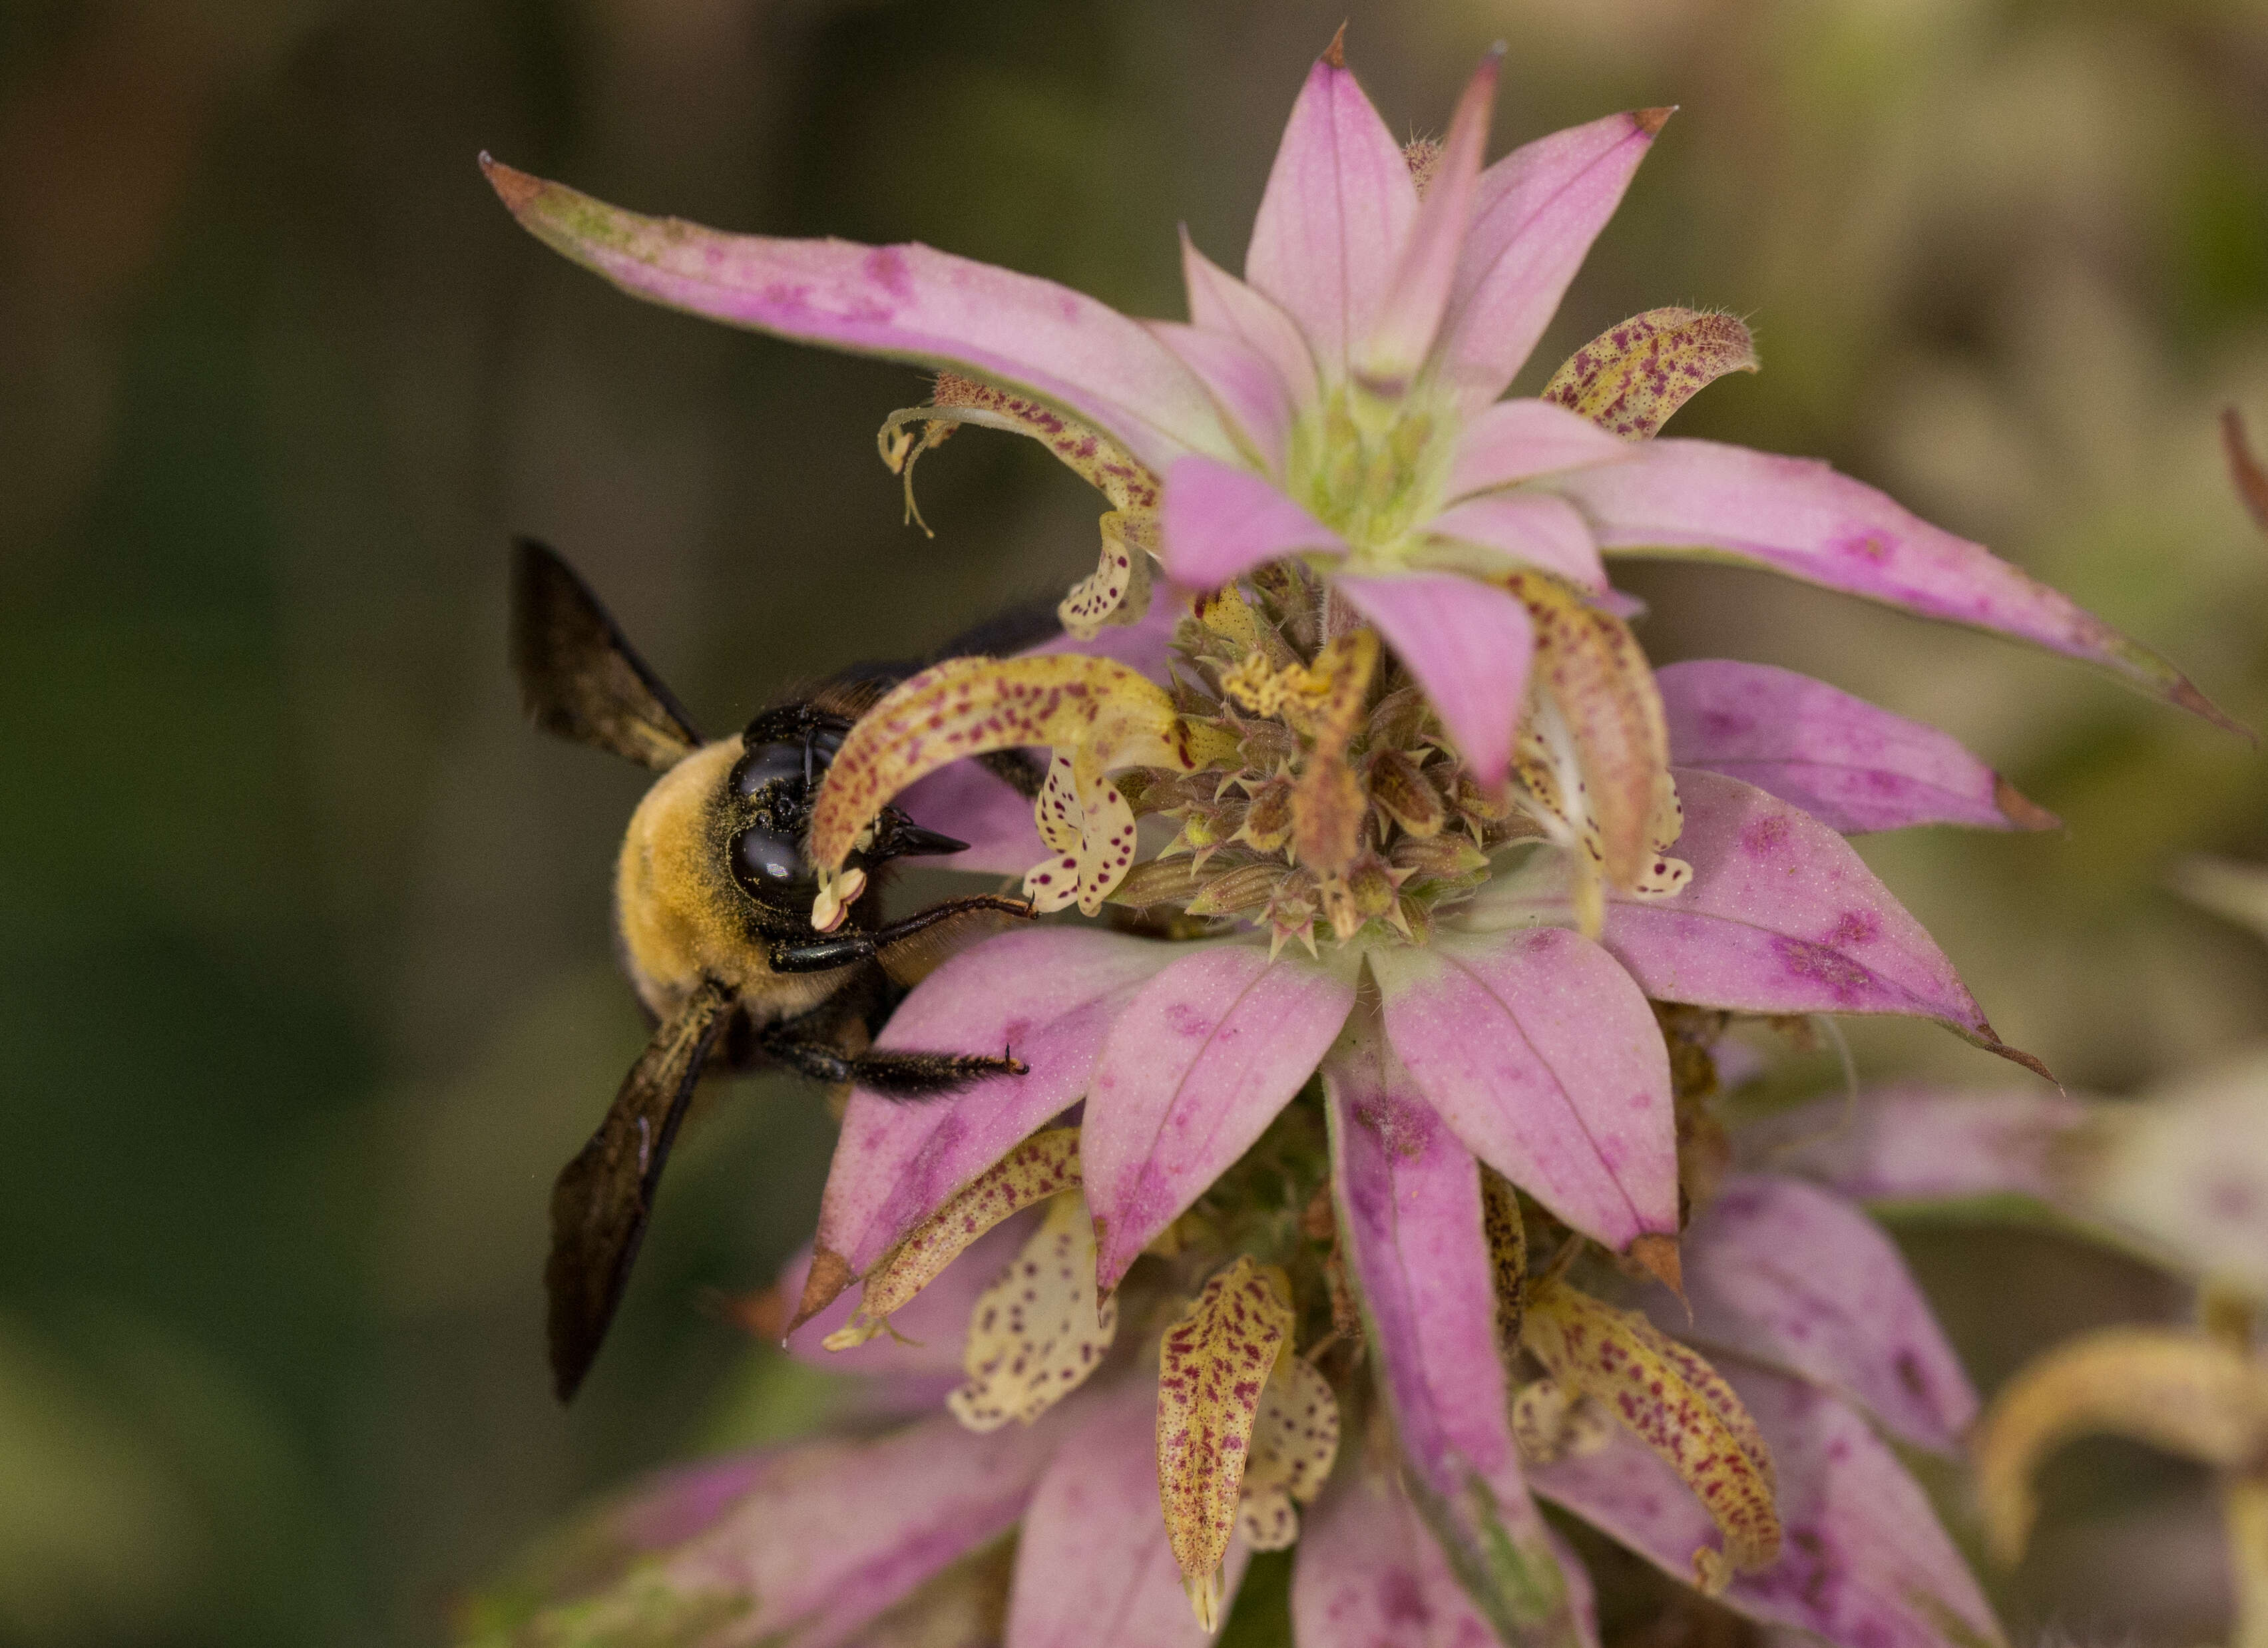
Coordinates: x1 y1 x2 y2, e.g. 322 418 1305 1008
1109 570 1528 954
1289 383 1455 562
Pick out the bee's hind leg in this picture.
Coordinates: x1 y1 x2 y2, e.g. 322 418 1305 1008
756 984 1026 1100
756 1022 1024 1098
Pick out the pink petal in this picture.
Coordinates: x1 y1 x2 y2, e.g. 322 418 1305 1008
614 1451 777 1553
1664 1175 1978 1455
1243 51 1420 373
1530 1362 2007 1648
1007 1378 1250 1648
1293 1466 1600 1648
1149 321 1296 477
1083 944 1355 1290
482 158 1230 475
1323 1016 1584 1641
1180 230 1321 414
2084 1050 2268 1293
1443 398 1635 500
897 756 1046 874
1355 49 1500 395
1334 572 1534 789
1733 1084 2089 1209
1370 927 1678 1250
1159 455 1347 590
815 929 1167 1277
1436 112 1665 408
1425 491 1608 590
1476 770 2019 1058
1558 439 2241 731
654 1411 1066 1645
1614 769 2002 1039
1658 660 2057 835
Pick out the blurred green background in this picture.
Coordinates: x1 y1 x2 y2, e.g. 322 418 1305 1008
4 0 2267 1641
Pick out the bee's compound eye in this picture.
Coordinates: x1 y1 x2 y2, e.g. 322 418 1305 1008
734 739 806 798
729 823 810 895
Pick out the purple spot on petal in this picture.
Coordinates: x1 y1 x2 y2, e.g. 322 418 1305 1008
1378 1567 1432 1625
862 245 912 300
1164 1004 1214 1038
1771 935 1875 1004
1830 910 1880 946
1742 816 1791 857
762 280 814 315
1353 1094 1436 1160
1894 1349 1930 1404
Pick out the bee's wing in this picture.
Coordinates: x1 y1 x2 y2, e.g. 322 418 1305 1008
800 596 1068 795
923 594 1066 664
512 538 703 771
545 980 733 1400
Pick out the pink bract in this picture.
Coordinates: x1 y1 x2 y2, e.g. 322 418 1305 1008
799 764 2018 1329
487 41 2233 791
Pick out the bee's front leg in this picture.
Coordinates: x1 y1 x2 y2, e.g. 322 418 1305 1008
766 895 1035 974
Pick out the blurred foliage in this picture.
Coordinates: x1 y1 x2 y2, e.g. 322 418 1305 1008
3 0 2267 1643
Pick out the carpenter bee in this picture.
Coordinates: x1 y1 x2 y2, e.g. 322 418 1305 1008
512 538 1047 1400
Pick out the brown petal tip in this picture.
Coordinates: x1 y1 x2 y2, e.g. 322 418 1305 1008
1979 1032 2058 1090
1626 1232 1684 1300
2221 405 2268 535
1992 775 2061 832
2171 676 2257 744
1323 22 1347 69
786 1247 853 1337
1634 106 1678 137
479 152 541 214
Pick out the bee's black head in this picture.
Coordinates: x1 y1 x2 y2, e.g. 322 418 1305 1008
722 705 967 913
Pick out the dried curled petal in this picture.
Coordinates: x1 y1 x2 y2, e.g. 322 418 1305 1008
1289 630 1380 877
1058 510 1156 638
826 1128 1080 1348
1543 308 1759 441
948 1189 1117 1431
883 371 1160 513
1480 1166 1528 1354
1514 708 1689 940
1236 1355 1341 1550
1510 568 1678 895
809 655 1235 921
1156 1257 1295 1626
1510 1376 1613 1464
1522 1275 1781 1572
881 375 1163 629
1974 1326 2268 1563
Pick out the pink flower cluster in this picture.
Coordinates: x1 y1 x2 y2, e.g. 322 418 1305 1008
475 27 2232 1648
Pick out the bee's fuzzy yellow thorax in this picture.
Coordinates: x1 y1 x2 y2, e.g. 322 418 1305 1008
614 739 846 1023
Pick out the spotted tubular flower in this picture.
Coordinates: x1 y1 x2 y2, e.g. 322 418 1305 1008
484 29 2236 921
734 548 2081 1645
473 29 2235 1648
466 1012 2012 1648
